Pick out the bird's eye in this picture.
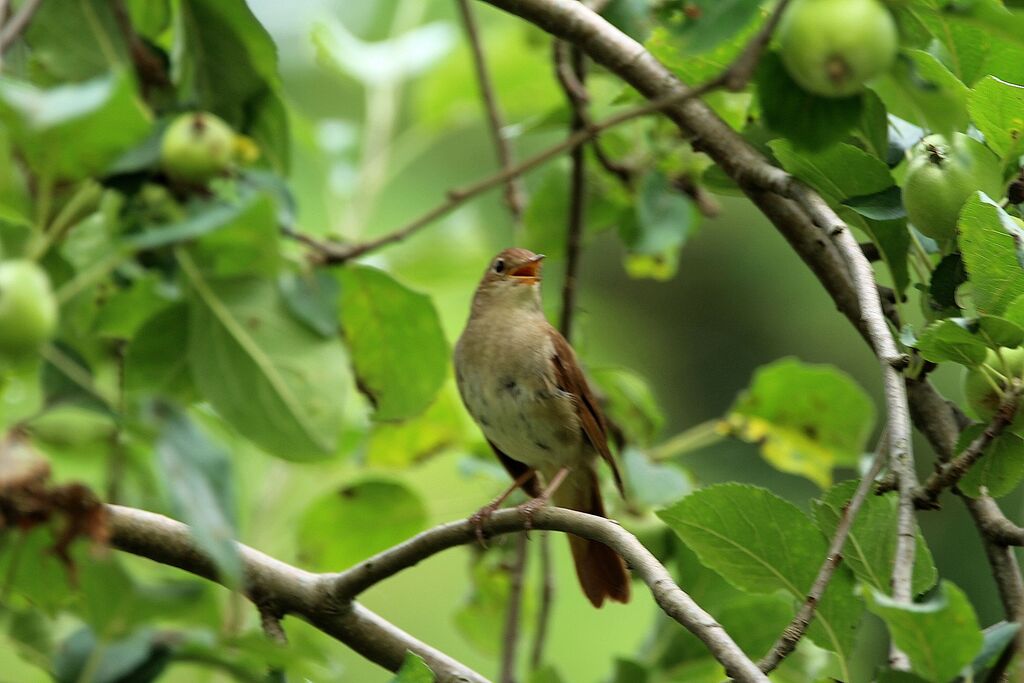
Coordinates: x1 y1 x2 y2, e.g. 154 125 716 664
493 258 505 274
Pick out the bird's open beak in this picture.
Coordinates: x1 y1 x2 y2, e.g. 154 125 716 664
509 254 545 283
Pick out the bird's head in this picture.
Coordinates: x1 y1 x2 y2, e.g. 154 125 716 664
471 247 545 313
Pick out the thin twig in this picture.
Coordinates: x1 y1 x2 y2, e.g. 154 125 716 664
553 39 633 186
454 0 526 222
111 0 171 95
914 385 1022 508
0 0 43 52
529 532 554 670
499 533 528 683
557 41 587 338
758 431 888 673
287 80 721 265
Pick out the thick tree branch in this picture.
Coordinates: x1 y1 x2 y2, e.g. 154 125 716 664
758 432 887 673
454 0 526 222
105 504 769 682
106 505 491 683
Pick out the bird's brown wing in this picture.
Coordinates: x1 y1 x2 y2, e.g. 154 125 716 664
549 330 625 497
488 439 542 497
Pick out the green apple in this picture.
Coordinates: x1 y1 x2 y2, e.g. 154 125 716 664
963 347 1024 420
903 133 1005 242
160 112 236 184
778 0 898 97
0 259 58 357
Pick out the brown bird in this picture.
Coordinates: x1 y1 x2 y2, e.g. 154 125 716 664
453 247 630 607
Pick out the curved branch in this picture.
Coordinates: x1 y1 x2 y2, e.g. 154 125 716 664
106 505 491 683
108 503 768 683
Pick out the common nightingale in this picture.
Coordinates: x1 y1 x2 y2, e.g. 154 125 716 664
453 247 630 607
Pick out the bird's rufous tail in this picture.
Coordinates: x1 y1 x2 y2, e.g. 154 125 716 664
554 467 630 607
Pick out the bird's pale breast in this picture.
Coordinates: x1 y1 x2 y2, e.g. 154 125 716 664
454 308 585 475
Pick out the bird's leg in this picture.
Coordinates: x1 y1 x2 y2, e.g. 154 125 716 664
517 466 570 533
470 468 538 546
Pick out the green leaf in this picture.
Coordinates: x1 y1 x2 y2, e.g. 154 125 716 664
958 193 1024 315
185 270 349 460
127 190 272 252
872 50 969 136
336 266 447 422
40 343 114 416
453 551 516 656
93 274 172 340
298 479 428 571
724 358 875 488
914 319 988 365
957 424 1024 498
968 76 1024 161
864 581 983 682
929 253 967 313
842 187 906 221
366 389 465 468
858 90 890 161
768 141 893 205
969 621 1020 677
124 304 196 401
590 366 664 446
658 484 861 677
52 627 171 683
155 406 241 586
622 447 693 508
179 0 289 170
756 51 863 150
610 658 649 683
976 315 1024 349
389 653 435 682
647 20 759 85
523 161 630 259
0 72 150 180
813 481 937 596
278 269 340 338
188 193 280 277
620 169 699 280
23 0 131 82
857 214 912 297
666 0 762 54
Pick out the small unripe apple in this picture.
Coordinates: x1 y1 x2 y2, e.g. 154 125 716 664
0 260 58 357
963 348 1024 420
160 112 236 184
777 0 898 97
903 133 1005 242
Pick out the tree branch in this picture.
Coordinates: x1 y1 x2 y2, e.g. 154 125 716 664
454 0 526 223
914 385 1022 508
106 505 491 683
556 40 587 339
499 533 528 683
0 0 42 53
103 503 771 682
758 431 888 673
329 506 769 682
529 532 555 670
